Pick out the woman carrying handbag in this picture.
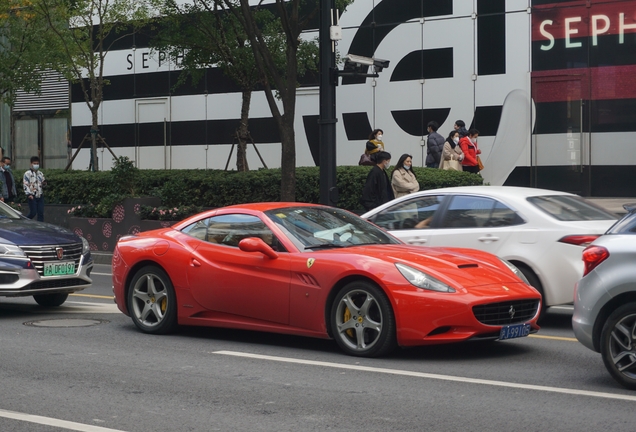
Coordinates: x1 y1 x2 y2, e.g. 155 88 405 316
439 130 464 171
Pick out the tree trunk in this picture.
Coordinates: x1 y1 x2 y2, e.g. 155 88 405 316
236 90 251 172
279 113 296 201
90 108 99 171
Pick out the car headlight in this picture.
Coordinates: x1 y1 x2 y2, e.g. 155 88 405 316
0 244 26 257
395 263 456 293
499 258 530 285
81 236 90 254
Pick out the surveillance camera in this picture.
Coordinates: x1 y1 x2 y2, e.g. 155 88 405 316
344 54 375 67
373 58 390 71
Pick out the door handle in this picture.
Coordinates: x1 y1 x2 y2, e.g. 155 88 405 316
478 236 500 242
407 237 428 245
191 258 201 267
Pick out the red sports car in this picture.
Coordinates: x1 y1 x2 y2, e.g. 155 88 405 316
112 203 541 357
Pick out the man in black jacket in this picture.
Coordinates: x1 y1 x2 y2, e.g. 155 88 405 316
360 151 394 212
425 121 445 168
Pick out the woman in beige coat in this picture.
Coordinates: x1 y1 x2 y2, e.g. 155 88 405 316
391 154 420 198
439 130 464 170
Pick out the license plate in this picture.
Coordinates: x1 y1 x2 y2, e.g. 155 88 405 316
499 323 531 340
43 261 76 276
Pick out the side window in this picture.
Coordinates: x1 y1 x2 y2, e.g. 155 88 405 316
181 218 210 240
206 214 286 251
441 196 495 228
487 200 525 227
441 196 524 228
373 196 444 230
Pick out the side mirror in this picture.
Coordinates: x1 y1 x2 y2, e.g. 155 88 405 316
238 237 278 259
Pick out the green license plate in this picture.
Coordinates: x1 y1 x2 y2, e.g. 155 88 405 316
43 261 75 276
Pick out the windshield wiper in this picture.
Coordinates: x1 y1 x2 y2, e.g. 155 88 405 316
304 243 348 250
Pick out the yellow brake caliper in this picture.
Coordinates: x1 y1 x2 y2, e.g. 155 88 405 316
343 307 354 338
160 298 167 313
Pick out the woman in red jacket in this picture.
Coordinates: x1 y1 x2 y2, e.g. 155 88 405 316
459 128 481 174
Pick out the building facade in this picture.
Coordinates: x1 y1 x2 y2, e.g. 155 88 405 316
11 0 636 197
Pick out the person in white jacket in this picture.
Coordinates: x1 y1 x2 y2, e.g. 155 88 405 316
391 154 420 198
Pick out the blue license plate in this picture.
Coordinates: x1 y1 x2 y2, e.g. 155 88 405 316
499 323 531 340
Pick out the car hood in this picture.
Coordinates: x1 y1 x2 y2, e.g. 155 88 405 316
345 244 527 289
0 218 81 245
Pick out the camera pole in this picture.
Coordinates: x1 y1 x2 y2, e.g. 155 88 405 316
318 0 338 206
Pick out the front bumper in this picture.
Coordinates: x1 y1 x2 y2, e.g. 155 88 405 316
0 253 93 297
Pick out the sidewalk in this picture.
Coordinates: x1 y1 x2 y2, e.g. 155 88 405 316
89 197 635 266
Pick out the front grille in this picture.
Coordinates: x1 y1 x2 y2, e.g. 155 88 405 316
473 300 540 326
21 243 83 277
26 278 88 290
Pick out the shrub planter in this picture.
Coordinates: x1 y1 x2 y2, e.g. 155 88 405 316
69 197 163 252
69 217 122 252
140 220 178 232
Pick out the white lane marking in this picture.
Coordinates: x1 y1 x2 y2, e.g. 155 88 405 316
0 408 127 432
549 305 574 311
214 350 636 402
91 272 112 276
57 302 121 314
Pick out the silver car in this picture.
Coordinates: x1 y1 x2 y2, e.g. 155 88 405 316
573 207 636 390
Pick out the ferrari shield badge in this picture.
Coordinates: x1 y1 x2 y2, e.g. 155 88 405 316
306 258 315 269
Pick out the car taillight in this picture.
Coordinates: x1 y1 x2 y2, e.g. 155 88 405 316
558 235 600 246
582 245 609 276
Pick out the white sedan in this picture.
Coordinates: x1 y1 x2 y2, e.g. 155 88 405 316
361 186 618 310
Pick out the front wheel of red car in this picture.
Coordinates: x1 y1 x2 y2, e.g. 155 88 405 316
128 265 177 335
600 302 636 390
331 281 396 357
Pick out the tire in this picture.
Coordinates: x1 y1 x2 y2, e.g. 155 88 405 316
127 265 177 335
33 293 69 307
600 302 636 390
330 281 396 357
517 266 546 320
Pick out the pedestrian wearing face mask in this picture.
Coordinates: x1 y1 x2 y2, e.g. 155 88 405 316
360 151 394 212
364 129 384 164
391 154 420 198
23 156 46 221
459 129 481 174
439 130 464 171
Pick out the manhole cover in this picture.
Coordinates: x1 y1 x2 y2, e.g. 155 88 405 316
24 318 109 328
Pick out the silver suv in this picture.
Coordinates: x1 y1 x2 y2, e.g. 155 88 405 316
573 206 636 390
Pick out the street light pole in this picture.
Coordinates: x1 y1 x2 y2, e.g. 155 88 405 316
318 0 338 206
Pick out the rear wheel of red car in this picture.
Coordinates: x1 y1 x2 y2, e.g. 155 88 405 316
331 281 396 357
128 265 177 334
600 302 636 390
33 293 69 307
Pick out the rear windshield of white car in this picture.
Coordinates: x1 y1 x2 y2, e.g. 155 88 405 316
606 212 636 234
527 196 618 221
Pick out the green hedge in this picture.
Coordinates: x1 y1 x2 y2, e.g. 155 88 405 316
13 164 482 215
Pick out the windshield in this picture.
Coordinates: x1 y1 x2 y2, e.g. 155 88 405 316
527 195 618 222
0 201 24 220
265 206 401 251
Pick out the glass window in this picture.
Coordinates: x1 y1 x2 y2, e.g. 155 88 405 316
527 196 618 222
371 196 444 230
486 201 525 227
181 218 210 240
182 214 285 251
441 195 495 228
266 206 400 251
606 212 636 235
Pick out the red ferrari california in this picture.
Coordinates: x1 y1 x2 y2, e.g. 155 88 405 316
112 203 541 357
